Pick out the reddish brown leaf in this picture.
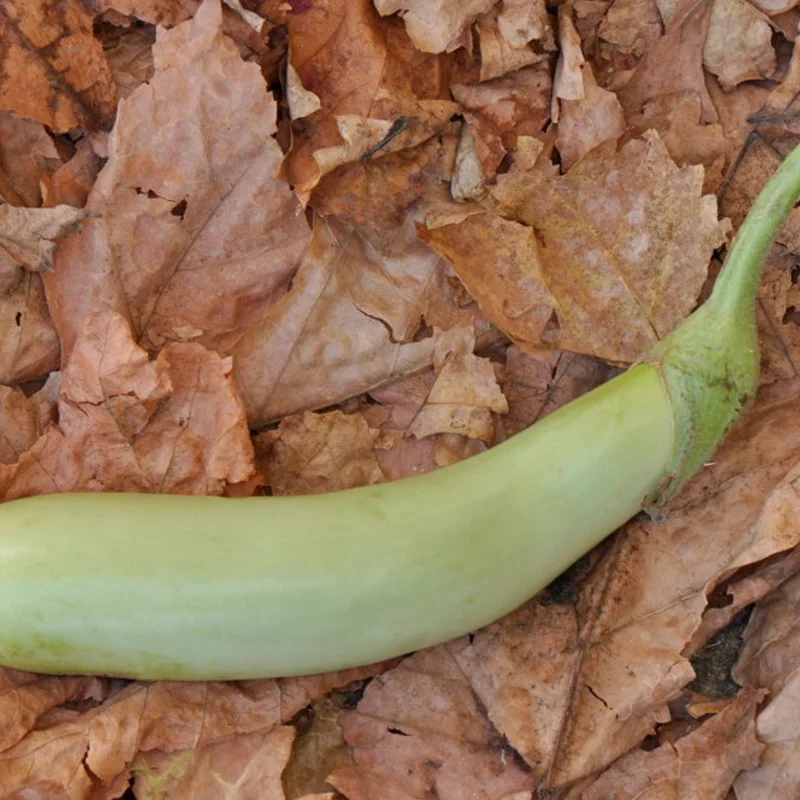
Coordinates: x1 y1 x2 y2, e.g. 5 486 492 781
0 111 60 207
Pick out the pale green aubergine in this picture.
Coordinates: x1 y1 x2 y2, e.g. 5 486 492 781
0 143 799 681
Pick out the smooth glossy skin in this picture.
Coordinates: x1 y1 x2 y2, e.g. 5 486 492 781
0 364 673 680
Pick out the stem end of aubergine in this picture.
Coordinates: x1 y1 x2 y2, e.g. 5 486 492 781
640 142 800 514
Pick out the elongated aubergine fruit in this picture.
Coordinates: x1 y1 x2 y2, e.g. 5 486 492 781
1 144 799 680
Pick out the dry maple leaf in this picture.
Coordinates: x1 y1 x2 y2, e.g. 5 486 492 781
423 131 727 363
0 0 117 132
732 566 800 798
46 0 310 360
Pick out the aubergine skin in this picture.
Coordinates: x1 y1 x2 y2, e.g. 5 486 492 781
0 365 672 680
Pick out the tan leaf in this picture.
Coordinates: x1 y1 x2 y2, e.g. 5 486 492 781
132 726 295 800
373 0 496 53
0 310 256 498
0 0 117 132
327 648 535 799
0 110 59 207
259 410 384 496
731 566 800 799
424 132 727 363
42 137 102 209
46 0 310 360
233 216 438 426
267 0 459 202
0 385 44 464
556 63 626 171
0 271 60 384
477 10 541 82
406 326 508 442
598 0 663 57
553 8 585 102
96 0 199 26
581 688 765 798
703 0 775 91
497 0 552 47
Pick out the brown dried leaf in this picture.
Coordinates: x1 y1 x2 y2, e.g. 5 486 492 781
556 63 626 171
0 0 117 132
703 0 776 91
554 7 586 103
580 688 765 798
406 326 508 442
0 111 59 208
477 10 541 82
259 410 384 496
0 310 256 498
327 648 535 800
423 131 727 363
132 726 295 799
598 0 663 57
0 272 60 384
99 18 156 99
498 0 552 47
46 0 310 360
732 567 800 799
270 0 459 202
96 0 199 26
42 137 102 209
233 216 438 426
373 0 496 53
0 386 41 464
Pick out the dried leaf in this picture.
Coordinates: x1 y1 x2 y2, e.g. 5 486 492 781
46 0 310 360
703 0 776 91
423 131 727 363
100 18 156 99
732 566 800 799
132 726 295 799
0 386 41 464
598 0 663 57
42 137 102 209
0 0 117 132
373 0 496 53
259 410 384 496
477 10 541 82
554 8 586 103
233 216 438 425
498 0 552 47
0 110 59 207
580 688 765 798
327 648 535 799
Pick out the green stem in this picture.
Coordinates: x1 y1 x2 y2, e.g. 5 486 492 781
710 143 800 317
642 142 800 512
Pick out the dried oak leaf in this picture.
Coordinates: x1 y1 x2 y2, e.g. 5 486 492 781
0 0 117 132
422 131 727 363
132 726 295 799
0 110 60 207
267 0 459 202
431 377 800 788
233 215 439 426
327 648 535 800
580 688 765 798
406 325 508 443
703 0 776 91
46 0 310 361
733 567 800 799
0 310 255 499
373 0 496 53
258 410 384 496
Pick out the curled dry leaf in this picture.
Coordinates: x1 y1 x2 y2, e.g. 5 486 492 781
553 8 585 103
327 648 535 800
0 110 60 208
233 215 439 426
47 0 310 360
373 0 496 53
579 688 765 799
0 0 117 132
703 0 776 91
407 325 508 443
731 566 800 799
423 131 727 363
0 310 256 499
259 410 384 496
268 0 459 202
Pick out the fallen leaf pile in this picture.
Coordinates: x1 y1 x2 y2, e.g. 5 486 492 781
0 0 798 796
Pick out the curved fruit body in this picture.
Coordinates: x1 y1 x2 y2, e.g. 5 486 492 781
0 365 672 680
